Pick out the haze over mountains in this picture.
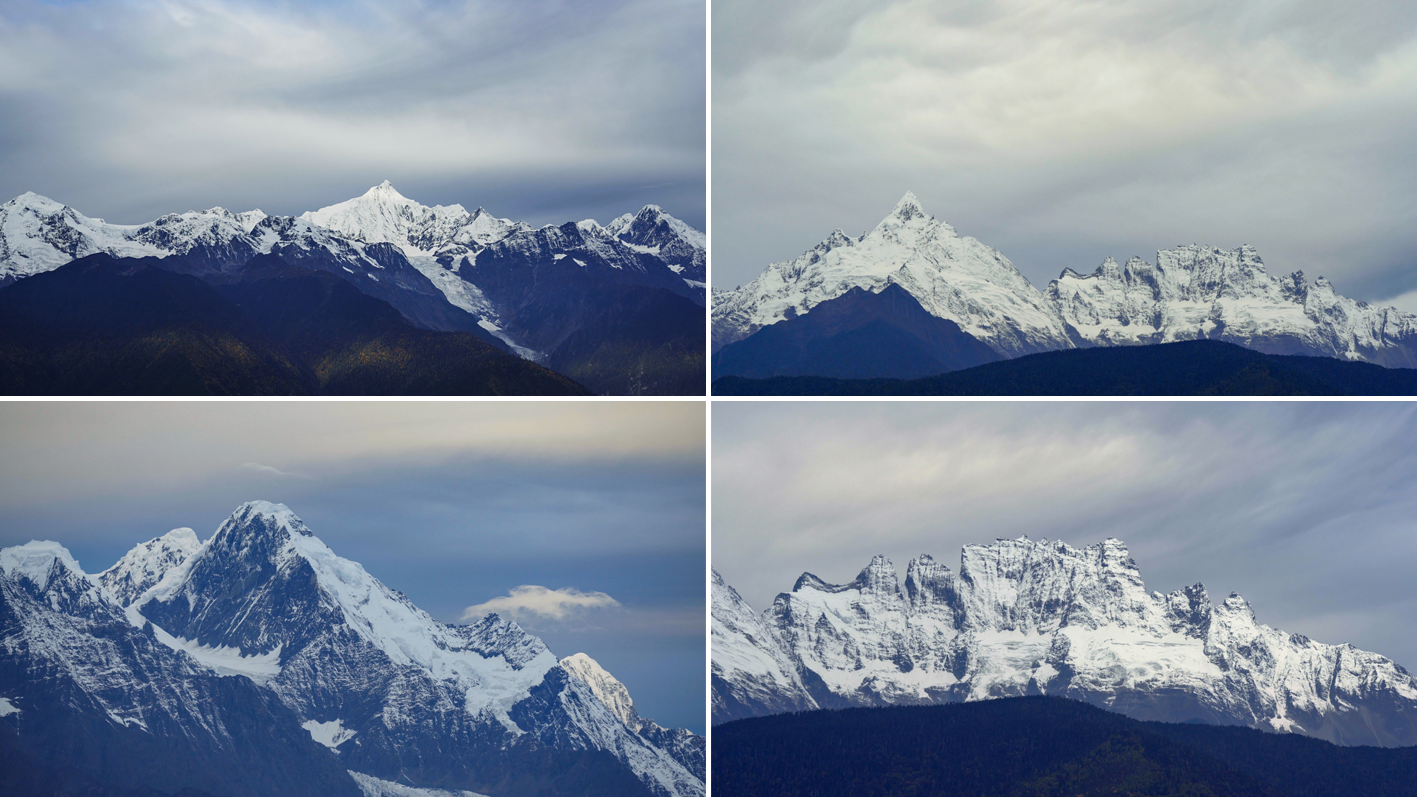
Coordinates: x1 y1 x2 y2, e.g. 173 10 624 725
713 194 1417 384
1 502 704 797
712 538 1417 747
0 183 705 394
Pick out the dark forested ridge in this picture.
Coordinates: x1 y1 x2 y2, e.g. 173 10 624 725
712 284 1000 381
0 253 587 395
712 339 1417 395
712 697 1417 797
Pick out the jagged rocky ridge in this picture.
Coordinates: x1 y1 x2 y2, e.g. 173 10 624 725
0 540 362 797
0 184 705 374
713 194 1417 370
711 538 1417 747
2 502 703 797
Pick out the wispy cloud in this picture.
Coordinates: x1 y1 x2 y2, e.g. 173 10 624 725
462 585 621 622
239 462 314 480
0 0 704 227
713 0 1417 303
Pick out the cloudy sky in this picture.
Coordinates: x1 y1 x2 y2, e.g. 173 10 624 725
0 0 704 229
713 0 1417 311
714 401 1417 669
0 401 706 733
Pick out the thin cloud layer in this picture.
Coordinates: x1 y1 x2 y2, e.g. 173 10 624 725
0 402 704 506
714 0 1417 306
239 463 314 480
463 584 622 622
0 0 704 227
713 402 1417 670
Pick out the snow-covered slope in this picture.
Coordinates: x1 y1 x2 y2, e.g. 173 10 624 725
604 205 706 283
134 501 702 797
98 527 200 606
0 185 704 371
299 181 529 260
0 193 162 286
712 193 1074 357
561 652 705 781
0 540 361 797
1047 247 1417 368
715 195 1417 370
710 568 817 724
713 539 1417 746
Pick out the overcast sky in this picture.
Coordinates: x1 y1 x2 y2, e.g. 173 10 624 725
0 401 706 734
714 401 1417 670
0 0 704 229
713 0 1417 312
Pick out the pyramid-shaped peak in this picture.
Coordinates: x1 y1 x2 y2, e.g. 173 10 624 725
876 190 937 231
363 180 410 201
223 501 312 538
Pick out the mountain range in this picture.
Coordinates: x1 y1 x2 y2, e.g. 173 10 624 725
711 537 1417 747
0 184 705 394
1 502 704 797
712 193 1417 384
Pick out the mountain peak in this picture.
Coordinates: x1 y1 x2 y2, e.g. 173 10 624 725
0 540 86 591
363 180 409 201
224 501 312 538
892 191 926 220
561 652 643 731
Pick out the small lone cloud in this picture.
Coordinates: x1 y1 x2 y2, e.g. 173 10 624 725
239 463 314 480
463 585 621 622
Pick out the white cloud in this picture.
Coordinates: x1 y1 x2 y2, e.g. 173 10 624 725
462 585 621 622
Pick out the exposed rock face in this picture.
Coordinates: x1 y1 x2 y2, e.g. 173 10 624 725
713 538 1417 747
710 569 818 724
0 540 361 797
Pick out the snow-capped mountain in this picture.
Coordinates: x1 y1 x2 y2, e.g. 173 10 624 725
299 181 530 259
711 569 818 723
122 502 702 797
560 653 705 781
0 540 361 797
1048 247 1417 368
2 503 702 797
97 527 200 606
712 193 1073 357
604 205 706 283
0 192 165 285
712 539 1417 747
715 193 1417 373
0 185 705 381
